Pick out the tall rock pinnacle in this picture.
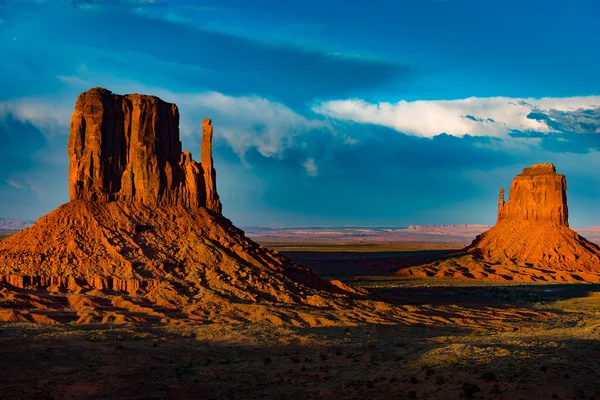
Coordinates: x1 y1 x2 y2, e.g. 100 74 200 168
68 88 220 213
201 118 221 213
497 187 506 222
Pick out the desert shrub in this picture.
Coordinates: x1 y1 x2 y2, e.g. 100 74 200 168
435 376 445 385
461 382 481 398
481 370 496 380
425 368 435 376
319 352 328 361
490 384 501 394
410 376 418 384
262 357 272 365
291 356 300 364
407 390 417 399
366 381 375 389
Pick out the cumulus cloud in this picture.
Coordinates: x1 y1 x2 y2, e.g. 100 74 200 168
312 96 600 138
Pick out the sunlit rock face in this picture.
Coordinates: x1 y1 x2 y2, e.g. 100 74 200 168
68 87 221 213
471 163 599 270
497 163 568 226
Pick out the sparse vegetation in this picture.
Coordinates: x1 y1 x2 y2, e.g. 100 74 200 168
3 246 600 399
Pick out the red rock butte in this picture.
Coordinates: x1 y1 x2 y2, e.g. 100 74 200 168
0 88 382 326
496 163 568 226
399 163 600 282
68 88 221 213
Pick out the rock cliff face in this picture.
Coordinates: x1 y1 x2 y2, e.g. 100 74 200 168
496 163 568 226
68 88 220 212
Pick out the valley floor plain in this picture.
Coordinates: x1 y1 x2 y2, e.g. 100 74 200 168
1 240 600 399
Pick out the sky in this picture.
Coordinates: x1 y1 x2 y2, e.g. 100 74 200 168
1 0 600 227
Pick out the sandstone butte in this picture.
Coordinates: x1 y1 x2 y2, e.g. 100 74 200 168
0 88 405 326
399 163 600 283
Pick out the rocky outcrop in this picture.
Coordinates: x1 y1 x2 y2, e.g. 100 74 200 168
0 87 372 327
68 88 218 212
0 274 160 294
496 163 568 226
399 163 600 281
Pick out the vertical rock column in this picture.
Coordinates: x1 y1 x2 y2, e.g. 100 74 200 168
201 118 222 213
497 188 506 222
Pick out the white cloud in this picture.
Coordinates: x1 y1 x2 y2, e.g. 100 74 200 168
0 98 72 137
312 96 600 138
5 179 25 190
2 77 324 158
2 78 327 178
303 158 318 177
172 91 325 157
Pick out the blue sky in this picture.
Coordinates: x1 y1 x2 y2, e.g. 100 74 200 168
1 0 600 227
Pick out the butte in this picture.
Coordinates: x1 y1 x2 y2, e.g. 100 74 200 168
399 163 600 283
0 88 384 326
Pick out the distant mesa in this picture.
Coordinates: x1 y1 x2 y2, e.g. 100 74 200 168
0 219 34 231
0 87 372 326
399 163 600 282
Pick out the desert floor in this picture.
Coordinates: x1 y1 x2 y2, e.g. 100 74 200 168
1 242 600 399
